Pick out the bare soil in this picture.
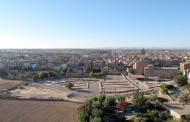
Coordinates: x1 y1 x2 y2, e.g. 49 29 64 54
0 99 80 122
0 79 22 92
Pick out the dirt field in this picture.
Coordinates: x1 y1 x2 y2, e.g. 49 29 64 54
0 79 22 92
0 100 80 122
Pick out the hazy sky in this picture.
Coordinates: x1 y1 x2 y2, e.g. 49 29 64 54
0 0 190 49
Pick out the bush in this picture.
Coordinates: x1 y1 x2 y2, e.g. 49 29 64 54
103 96 116 107
160 84 174 94
78 110 86 122
89 72 105 78
97 95 106 103
173 75 187 86
90 116 101 122
38 71 49 79
92 109 102 117
131 91 146 109
115 95 125 101
0 70 7 78
65 83 74 89
92 101 101 109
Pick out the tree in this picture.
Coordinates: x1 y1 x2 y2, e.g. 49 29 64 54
166 119 180 122
131 91 146 109
92 109 102 117
65 83 74 89
115 95 125 101
38 71 49 79
160 84 174 94
0 70 7 78
32 73 39 81
78 110 86 122
174 75 187 86
97 95 106 103
90 116 101 122
103 96 116 107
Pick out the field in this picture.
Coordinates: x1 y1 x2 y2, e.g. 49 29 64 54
0 100 80 122
0 78 23 92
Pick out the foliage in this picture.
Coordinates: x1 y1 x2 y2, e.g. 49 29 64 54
166 119 180 122
97 95 106 103
173 75 187 86
131 91 146 109
134 109 171 122
103 96 116 107
65 82 74 89
89 72 105 78
92 109 102 117
78 110 87 122
92 101 101 109
90 116 101 122
38 71 49 79
179 93 190 106
160 84 174 94
0 70 8 78
115 95 125 101
78 96 118 122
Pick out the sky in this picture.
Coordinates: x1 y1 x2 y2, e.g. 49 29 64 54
0 0 190 49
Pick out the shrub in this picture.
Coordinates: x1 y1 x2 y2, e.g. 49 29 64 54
92 101 101 109
92 109 102 117
97 95 106 103
173 75 187 86
78 110 86 122
115 95 125 101
90 116 101 122
131 91 146 109
103 96 116 107
65 83 74 89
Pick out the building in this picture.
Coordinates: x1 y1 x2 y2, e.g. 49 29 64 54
180 62 190 72
144 65 179 79
93 61 103 70
141 48 146 55
132 61 146 75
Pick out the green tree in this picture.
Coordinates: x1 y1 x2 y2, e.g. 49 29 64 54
65 83 74 89
131 91 146 109
92 109 102 117
174 75 187 86
103 96 116 107
0 70 7 78
115 95 125 101
90 116 101 122
97 95 106 103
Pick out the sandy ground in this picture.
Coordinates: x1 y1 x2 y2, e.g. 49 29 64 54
0 99 80 122
0 79 22 92
10 83 72 99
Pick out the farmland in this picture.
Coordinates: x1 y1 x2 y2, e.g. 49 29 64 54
0 78 23 92
0 100 80 122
